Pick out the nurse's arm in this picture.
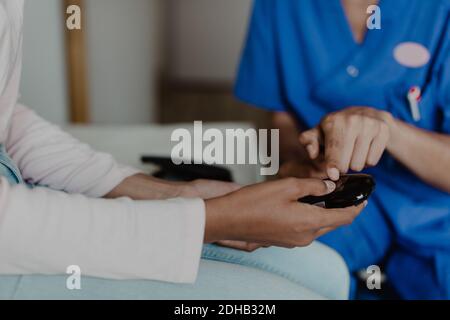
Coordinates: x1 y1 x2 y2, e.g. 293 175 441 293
386 119 450 194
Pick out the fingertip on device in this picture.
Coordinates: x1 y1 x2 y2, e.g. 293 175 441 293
299 174 376 209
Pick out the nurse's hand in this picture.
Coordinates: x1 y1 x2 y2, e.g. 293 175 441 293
299 107 395 181
204 178 365 248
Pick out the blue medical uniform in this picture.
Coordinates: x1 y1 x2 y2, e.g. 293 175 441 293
235 0 450 299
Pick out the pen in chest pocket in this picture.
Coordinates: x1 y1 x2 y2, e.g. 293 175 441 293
407 86 422 122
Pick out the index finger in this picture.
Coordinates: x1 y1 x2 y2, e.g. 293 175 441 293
323 124 356 181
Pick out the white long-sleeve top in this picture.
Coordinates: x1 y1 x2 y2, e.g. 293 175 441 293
0 0 205 283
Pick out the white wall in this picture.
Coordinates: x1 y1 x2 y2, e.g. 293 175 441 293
20 0 68 125
85 0 162 124
19 0 250 125
167 0 253 82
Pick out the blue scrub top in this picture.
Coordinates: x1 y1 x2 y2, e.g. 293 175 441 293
235 0 450 299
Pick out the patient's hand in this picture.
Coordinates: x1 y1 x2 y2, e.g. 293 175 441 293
204 178 365 248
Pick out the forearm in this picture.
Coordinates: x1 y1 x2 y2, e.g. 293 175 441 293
387 119 450 193
105 173 188 200
0 179 205 282
108 175 236 243
7 104 140 197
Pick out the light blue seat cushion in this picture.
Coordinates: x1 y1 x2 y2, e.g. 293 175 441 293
0 242 349 300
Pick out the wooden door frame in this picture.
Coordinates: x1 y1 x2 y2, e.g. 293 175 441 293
63 0 90 123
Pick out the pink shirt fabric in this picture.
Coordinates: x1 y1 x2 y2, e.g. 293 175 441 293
0 0 205 283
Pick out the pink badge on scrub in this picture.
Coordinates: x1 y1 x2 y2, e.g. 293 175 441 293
394 42 430 68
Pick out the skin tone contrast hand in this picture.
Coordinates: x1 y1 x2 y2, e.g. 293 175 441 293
204 178 365 248
299 107 394 181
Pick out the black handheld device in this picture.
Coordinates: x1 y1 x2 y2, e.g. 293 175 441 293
141 156 233 182
299 174 375 208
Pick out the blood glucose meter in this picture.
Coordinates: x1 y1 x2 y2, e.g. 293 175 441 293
299 174 375 209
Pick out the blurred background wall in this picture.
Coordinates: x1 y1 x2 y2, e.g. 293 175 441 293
159 0 269 128
20 0 68 125
85 0 163 124
166 0 251 82
19 0 269 128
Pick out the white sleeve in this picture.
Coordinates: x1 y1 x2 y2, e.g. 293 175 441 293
5 104 141 197
0 178 206 283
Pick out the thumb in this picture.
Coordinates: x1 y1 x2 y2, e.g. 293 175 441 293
299 127 322 159
292 178 336 199
325 159 341 182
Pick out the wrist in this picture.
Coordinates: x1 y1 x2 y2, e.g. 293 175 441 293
177 181 201 198
107 173 185 200
377 111 398 151
204 197 238 243
386 117 403 153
